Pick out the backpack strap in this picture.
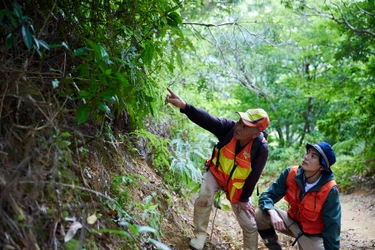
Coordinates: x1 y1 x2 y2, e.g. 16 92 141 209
216 126 235 149
251 132 264 162
216 126 265 163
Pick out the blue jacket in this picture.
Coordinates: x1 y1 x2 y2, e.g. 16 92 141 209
258 166 341 250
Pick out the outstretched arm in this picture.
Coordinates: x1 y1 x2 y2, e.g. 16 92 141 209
164 88 234 139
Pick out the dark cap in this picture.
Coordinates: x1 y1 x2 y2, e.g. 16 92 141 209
306 141 336 173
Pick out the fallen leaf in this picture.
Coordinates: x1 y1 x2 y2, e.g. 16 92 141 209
87 213 97 224
64 221 82 242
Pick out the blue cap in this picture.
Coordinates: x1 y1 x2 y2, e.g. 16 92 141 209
306 141 336 173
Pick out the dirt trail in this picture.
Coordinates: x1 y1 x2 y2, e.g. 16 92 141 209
186 189 375 250
339 190 375 250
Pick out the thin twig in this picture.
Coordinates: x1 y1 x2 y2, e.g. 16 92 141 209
0 79 9 121
18 181 114 202
209 206 218 242
183 22 238 27
37 0 57 39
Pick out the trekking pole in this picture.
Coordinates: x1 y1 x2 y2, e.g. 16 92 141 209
209 206 219 242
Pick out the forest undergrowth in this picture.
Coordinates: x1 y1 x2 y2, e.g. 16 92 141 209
1 123 374 249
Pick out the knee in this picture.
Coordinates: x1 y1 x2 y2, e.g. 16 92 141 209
255 207 263 221
255 207 271 230
240 219 257 233
195 194 213 207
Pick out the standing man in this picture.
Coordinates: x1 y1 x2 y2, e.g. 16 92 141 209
255 142 341 250
165 88 270 250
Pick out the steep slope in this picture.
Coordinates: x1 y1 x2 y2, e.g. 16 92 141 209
2 122 375 250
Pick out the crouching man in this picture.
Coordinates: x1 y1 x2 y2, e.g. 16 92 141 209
255 142 341 250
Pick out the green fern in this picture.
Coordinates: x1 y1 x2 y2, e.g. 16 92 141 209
130 129 171 172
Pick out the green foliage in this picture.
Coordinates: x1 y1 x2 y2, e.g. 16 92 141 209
166 119 218 193
130 129 171 170
179 0 375 184
213 191 230 210
2 0 375 248
1 0 193 129
109 174 169 248
1 2 49 55
181 0 237 20
127 126 207 193
140 192 162 240
331 139 375 192
91 228 133 241
148 239 171 250
111 174 137 201
71 40 138 124
64 239 80 250
169 136 206 183
264 146 303 178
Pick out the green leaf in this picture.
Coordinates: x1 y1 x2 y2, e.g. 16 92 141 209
50 68 62 73
60 132 72 137
176 51 183 69
29 24 35 33
48 43 63 49
91 229 132 239
148 239 171 250
114 73 129 87
98 74 108 86
103 95 117 102
97 100 110 114
37 39 50 50
127 224 139 235
61 41 69 49
90 80 99 92
135 174 150 183
137 226 157 234
5 33 14 49
76 104 91 124
78 90 95 98
147 204 158 210
143 44 154 66
74 47 90 56
99 46 112 64
59 140 71 147
33 36 40 50
167 12 182 27
21 15 32 23
99 88 117 102
22 25 33 50
13 3 22 19
35 47 42 57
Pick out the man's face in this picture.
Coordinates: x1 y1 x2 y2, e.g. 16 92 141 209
233 119 260 142
301 147 323 172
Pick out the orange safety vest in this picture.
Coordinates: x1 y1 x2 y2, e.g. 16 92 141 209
206 137 253 203
284 166 337 234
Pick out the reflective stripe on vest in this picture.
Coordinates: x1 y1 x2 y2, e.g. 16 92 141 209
208 137 253 203
284 166 337 234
